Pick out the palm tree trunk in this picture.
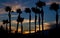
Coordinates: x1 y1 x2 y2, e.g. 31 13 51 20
6 23 8 31
41 8 44 31
21 22 23 34
29 13 31 33
16 22 19 33
41 8 44 36
9 12 11 33
35 14 37 33
39 14 40 31
56 11 58 28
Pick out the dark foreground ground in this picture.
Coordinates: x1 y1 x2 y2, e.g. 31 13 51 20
0 25 60 38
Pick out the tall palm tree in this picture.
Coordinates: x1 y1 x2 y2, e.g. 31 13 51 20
31 7 37 33
36 1 45 31
31 7 40 32
50 3 59 28
3 20 9 31
25 8 31 33
5 6 11 33
36 8 41 31
32 7 40 32
16 9 22 33
36 1 46 36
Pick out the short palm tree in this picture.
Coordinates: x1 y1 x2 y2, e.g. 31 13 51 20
16 9 22 33
50 3 59 28
5 6 11 33
17 15 24 34
16 15 20 33
25 8 31 33
20 17 24 34
3 20 9 31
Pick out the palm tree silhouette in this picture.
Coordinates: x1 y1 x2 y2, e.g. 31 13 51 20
36 1 45 8
36 1 45 31
5 6 11 33
16 15 20 33
16 9 22 33
36 8 41 31
50 3 59 28
3 20 9 31
17 15 24 34
25 8 31 33
32 7 41 32
20 17 24 34
31 7 37 33
31 7 40 32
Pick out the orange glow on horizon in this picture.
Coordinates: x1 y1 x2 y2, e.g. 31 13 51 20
2 22 51 34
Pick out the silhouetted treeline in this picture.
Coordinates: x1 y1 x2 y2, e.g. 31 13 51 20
0 0 60 38
0 25 60 38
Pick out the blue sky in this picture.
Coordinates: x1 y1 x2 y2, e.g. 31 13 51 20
0 0 60 33
0 0 60 21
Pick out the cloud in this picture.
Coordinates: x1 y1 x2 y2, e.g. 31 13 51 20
1 20 60 34
11 19 36 24
46 2 60 5
0 8 6 14
0 0 60 14
0 2 26 14
2 2 26 11
11 15 18 18
15 22 51 34
0 19 37 25
36 23 51 31
48 0 60 2
0 22 3 26
11 19 40 24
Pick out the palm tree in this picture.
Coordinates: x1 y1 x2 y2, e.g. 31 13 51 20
32 7 40 32
50 3 59 28
17 15 24 34
3 20 6 29
5 20 9 31
31 7 40 32
3 20 9 31
36 1 45 8
16 15 20 33
25 8 31 33
36 1 45 31
16 9 22 15
20 17 24 34
16 9 22 33
36 1 46 36
36 8 41 31
31 7 37 33
5 6 11 33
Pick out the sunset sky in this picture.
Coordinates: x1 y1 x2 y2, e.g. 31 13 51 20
0 0 60 34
